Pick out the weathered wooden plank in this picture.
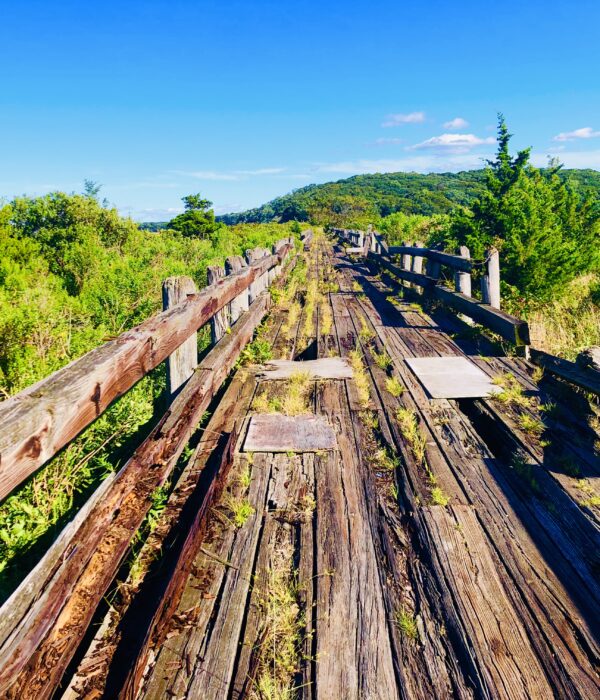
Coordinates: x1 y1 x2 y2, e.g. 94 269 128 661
314 382 399 699
531 348 600 396
257 357 353 380
183 452 272 698
162 276 198 397
433 285 529 345
119 423 240 699
0 248 290 501
0 294 272 699
388 245 473 272
243 415 336 452
369 251 437 289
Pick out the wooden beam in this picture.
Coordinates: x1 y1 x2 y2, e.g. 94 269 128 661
388 246 473 272
0 248 289 502
0 293 271 698
368 252 436 289
433 285 529 346
530 349 600 396
454 246 472 297
481 247 501 309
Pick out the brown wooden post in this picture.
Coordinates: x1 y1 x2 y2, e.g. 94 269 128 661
427 258 441 281
162 276 198 397
455 246 472 296
207 265 229 342
481 247 500 309
225 255 248 324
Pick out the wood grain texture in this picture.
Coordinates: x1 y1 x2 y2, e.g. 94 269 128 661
0 249 289 501
162 276 198 397
0 294 272 699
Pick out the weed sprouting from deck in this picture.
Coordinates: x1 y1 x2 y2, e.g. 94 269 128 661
349 349 370 408
385 376 404 397
224 496 255 528
518 413 546 437
372 349 392 371
491 373 531 408
576 479 600 508
241 338 274 365
430 486 450 507
250 542 306 700
395 608 418 641
251 371 313 416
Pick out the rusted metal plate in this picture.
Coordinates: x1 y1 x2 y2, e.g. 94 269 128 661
405 356 502 399
257 358 353 381
243 415 337 452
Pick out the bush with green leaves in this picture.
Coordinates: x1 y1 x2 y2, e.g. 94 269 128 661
444 116 600 304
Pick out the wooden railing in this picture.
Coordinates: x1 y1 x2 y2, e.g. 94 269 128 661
332 227 529 348
0 236 295 696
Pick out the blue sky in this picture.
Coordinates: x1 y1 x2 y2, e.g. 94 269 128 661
1 0 599 221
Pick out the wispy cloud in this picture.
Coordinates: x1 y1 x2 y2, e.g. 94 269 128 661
552 127 600 142
409 133 495 153
171 170 240 181
530 148 600 169
235 167 286 175
382 111 425 127
170 167 286 181
443 117 469 130
370 137 403 146
316 152 491 175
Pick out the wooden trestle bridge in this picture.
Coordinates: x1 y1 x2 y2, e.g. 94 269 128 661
0 228 598 699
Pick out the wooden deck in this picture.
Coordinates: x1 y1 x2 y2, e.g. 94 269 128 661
35 236 600 698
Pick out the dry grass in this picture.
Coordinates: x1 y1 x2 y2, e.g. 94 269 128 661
527 274 600 360
372 349 392 371
385 376 404 397
349 349 370 408
395 407 426 465
491 373 532 408
283 302 301 339
250 543 305 700
281 371 312 415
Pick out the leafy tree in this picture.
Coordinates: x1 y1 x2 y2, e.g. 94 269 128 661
447 115 600 303
168 193 219 238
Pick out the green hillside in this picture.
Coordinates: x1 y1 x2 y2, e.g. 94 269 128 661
217 168 600 227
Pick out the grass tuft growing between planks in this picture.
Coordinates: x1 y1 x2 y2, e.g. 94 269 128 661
395 607 418 641
349 349 370 409
385 376 404 397
223 495 255 528
491 373 531 408
576 479 600 509
372 349 392 371
250 543 306 700
251 371 313 416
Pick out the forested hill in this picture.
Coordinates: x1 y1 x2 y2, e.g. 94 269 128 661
217 168 600 226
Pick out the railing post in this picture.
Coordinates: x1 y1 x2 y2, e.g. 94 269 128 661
411 241 424 275
162 276 198 398
455 246 472 296
207 265 229 343
481 247 500 309
225 255 249 324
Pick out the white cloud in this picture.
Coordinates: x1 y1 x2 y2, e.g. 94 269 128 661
234 167 286 176
170 167 286 180
410 133 495 152
443 117 469 130
530 148 600 169
552 127 600 142
382 111 425 127
370 137 403 146
316 152 491 175
171 170 240 181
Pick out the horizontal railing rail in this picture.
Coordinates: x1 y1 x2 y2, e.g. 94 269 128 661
331 227 527 348
0 236 300 696
0 238 294 502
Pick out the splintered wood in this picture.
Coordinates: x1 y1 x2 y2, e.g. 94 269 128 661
243 414 337 452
